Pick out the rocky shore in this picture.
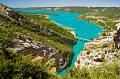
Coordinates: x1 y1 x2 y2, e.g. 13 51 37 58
75 31 119 68
66 28 77 38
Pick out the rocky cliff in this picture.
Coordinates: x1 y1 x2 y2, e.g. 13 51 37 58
76 29 119 68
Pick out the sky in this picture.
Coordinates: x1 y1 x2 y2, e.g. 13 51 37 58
0 0 120 8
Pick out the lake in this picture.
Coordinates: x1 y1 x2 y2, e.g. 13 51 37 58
14 8 103 76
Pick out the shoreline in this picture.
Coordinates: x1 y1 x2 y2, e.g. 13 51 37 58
45 15 78 38
65 28 77 38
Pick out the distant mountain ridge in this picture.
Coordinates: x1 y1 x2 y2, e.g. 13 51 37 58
25 6 120 17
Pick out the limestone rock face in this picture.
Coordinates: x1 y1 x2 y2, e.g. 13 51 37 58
0 3 29 26
0 3 12 15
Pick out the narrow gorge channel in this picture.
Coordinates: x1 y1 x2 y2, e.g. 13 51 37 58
15 9 103 76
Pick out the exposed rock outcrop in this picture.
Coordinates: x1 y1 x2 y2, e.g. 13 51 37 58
13 35 66 71
0 3 29 25
76 32 118 68
0 3 12 15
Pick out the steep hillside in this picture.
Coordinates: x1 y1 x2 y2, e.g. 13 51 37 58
0 3 77 74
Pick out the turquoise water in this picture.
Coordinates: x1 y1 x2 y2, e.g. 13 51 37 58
14 9 103 76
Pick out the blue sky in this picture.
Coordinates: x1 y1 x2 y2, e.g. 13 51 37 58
0 0 120 8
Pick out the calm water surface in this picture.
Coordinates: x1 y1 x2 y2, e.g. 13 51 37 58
14 9 103 76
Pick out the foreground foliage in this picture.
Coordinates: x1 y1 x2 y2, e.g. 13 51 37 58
0 52 54 79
